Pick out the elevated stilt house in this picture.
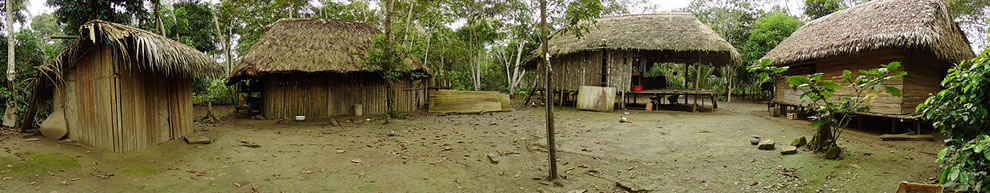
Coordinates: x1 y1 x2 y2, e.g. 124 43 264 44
227 18 430 119
527 13 741 111
763 0 975 117
29 20 223 152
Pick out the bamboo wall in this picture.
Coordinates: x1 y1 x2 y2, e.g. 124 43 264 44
262 73 427 119
536 50 635 92
774 48 948 114
53 46 193 152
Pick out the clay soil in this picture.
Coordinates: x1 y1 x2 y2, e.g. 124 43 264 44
0 102 942 192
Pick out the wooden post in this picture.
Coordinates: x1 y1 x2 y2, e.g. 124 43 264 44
539 0 558 180
693 64 701 112
726 67 732 103
620 91 625 110
890 119 897 134
915 120 922 135
858 116 864 130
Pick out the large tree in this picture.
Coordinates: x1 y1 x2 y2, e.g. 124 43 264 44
46 0 148 35
743 11 802 62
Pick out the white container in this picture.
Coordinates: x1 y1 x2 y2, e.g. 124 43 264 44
295 116 306 121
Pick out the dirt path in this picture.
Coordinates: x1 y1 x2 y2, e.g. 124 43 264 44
0 102 941 192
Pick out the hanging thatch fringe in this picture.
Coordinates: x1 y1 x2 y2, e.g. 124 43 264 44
37 20 222 85
763 0 975 66
227 18 429 84
525 13 742 66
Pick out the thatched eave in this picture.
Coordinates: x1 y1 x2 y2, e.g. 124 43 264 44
524 13 742 67
227 18 428 84
762 0 975 66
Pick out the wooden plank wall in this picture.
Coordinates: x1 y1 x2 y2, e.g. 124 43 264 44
57 46 194 152
262 74 426 119
535 50 636 92
774 48 910 114
606 51 633 92
903 49 951 114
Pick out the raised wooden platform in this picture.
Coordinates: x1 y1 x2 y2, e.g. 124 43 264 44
625 89 718 111
769 100 927 134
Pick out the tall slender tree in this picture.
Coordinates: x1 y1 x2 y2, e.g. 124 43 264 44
6 0 16 116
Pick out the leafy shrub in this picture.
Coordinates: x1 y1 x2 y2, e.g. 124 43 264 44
193 79 233 105
919 48 990 192
785 62 904 152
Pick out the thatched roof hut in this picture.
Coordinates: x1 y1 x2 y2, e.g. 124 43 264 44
228 18 430 119
763 0 974 66
228 18 428 83
526 13 740 111
528 13 742 66
766 0 975 116
27 20 222 152
39 20 223 81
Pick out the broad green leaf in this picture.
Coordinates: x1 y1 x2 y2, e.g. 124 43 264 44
787 76 809 86
938 148 948 162
960 170 970 184
885 86 902 97
886 62 901 70
950 165 961 181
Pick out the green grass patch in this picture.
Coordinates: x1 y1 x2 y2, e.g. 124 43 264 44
0 152 81 177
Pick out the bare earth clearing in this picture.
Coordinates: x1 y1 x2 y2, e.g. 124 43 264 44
0 102 941 192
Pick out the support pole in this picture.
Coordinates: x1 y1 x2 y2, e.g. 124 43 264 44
539 0 558 180
693 64 701 112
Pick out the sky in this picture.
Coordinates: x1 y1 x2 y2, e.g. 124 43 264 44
6 0 985 53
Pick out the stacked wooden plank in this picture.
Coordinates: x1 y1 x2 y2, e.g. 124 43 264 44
428 90 510 113
576 86 616 112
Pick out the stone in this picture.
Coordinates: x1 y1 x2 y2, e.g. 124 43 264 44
252 115 265 120
826 148 841 159
750 136 761 145
184 135 212 144
757 140 775 150
329 119 340 126
781 146 798 155
791 136 807 147
2 106 16 127
487 153 499 164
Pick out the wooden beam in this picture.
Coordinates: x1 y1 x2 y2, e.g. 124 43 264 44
51 35 80 39
880 134 935 141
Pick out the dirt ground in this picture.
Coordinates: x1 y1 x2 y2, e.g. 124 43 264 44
0 102 942 192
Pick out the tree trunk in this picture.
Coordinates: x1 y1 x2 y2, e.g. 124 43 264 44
383 0 395 116
402 1 414 46
171 2 179 39
154 0 164 35
7 0 17 123
809 121 835 153
510 40 526 93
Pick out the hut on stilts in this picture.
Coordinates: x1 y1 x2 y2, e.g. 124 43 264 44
24 20 223 152
526 13 741 112
763 0 975 133
227 18 430 119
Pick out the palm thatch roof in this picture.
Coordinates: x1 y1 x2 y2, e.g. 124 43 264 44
227 18 427 83
38 20 222 82
763 0 975 66
527 13 742 66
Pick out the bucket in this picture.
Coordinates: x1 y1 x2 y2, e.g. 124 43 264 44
354 104 363 116
645 103 653 112
632 85 643 91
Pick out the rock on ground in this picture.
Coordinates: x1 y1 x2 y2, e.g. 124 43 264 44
781 146 797 154
758 140 775 150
